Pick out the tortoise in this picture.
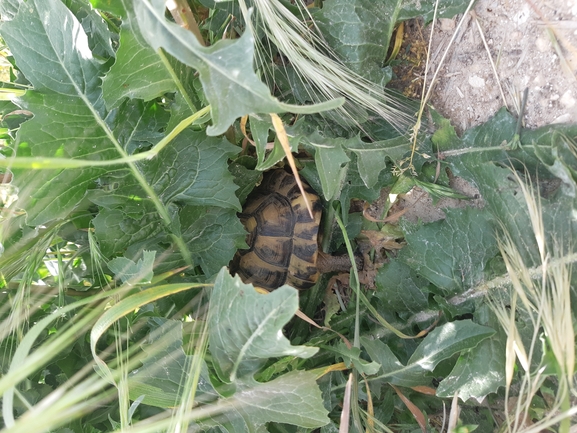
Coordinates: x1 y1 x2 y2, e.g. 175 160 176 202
232 169 354 290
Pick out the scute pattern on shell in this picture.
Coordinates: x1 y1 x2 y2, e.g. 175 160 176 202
232 169 323 290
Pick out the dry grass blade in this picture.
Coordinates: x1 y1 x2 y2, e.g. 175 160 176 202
339 373 353 433
447 391 460 433
166 0 206 46
406 0 477 173
270 113 313 218
471 10 508 108
243 0 412 130
392 385 428 433
488 168 576 433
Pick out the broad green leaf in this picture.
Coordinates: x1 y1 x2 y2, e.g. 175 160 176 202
196 371 329 430
375 259 429 315
129 318 218 408
142 130 241 210
102 3 175 109
347 136 411 188
229 162 263 205
314 0 401 83
399 207 499 296
92 205 166 257
363 320 495 386
407 320 495 369
361 337 431 387
233 371 329 428
176 206 247 276
107 250 155 284
90 0 126 17
438 109 577 268
0 0 104 104
133 1 343 136
208 268 318 383
0 0 119 225
94 204 246 277
108 99 170 154
436 306 506 401
307 132 351 201
12 93 120 225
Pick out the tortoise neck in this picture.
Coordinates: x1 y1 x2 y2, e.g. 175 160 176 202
316 251 354 274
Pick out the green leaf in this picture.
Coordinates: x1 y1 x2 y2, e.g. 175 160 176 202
407 320 495 370
436 306 506 401
438 109 577 268
107 250 155 284
334 343 381 375
102 4 174 109
208 268 318 383
94 204 246 277
362 320 495 386
197 371 329 430
0 0 104 103
177 206 247 276
90 0 126 17
12 92 120 225
347 136 411 188
399 207 499 296
142 130 241 210
375 259 429 315
314 0 401 83
362 337 430 387
129 318 218 408
307 132 351 200
0 0 120 224
133 1 342 136
233 371 329 428
68 0 116 60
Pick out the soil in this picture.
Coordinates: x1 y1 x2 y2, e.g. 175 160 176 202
386 0 576 224
427 0 577 132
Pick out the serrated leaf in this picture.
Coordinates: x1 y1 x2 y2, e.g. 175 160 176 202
347 136 411 188
129 318 218 408
0 0 121 225
197 371 329 430
94 204 246 277
102 2 175 109
314 0 401 83
208 268 318 383
107 250 155 284
142 130 241 210
134 1 341 136
399 207 499 296
439 109 577 268
233 371 329 428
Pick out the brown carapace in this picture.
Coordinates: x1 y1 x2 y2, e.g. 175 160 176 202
231 169 354 290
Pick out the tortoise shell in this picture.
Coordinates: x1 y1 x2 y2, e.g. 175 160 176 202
233 169 323 290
